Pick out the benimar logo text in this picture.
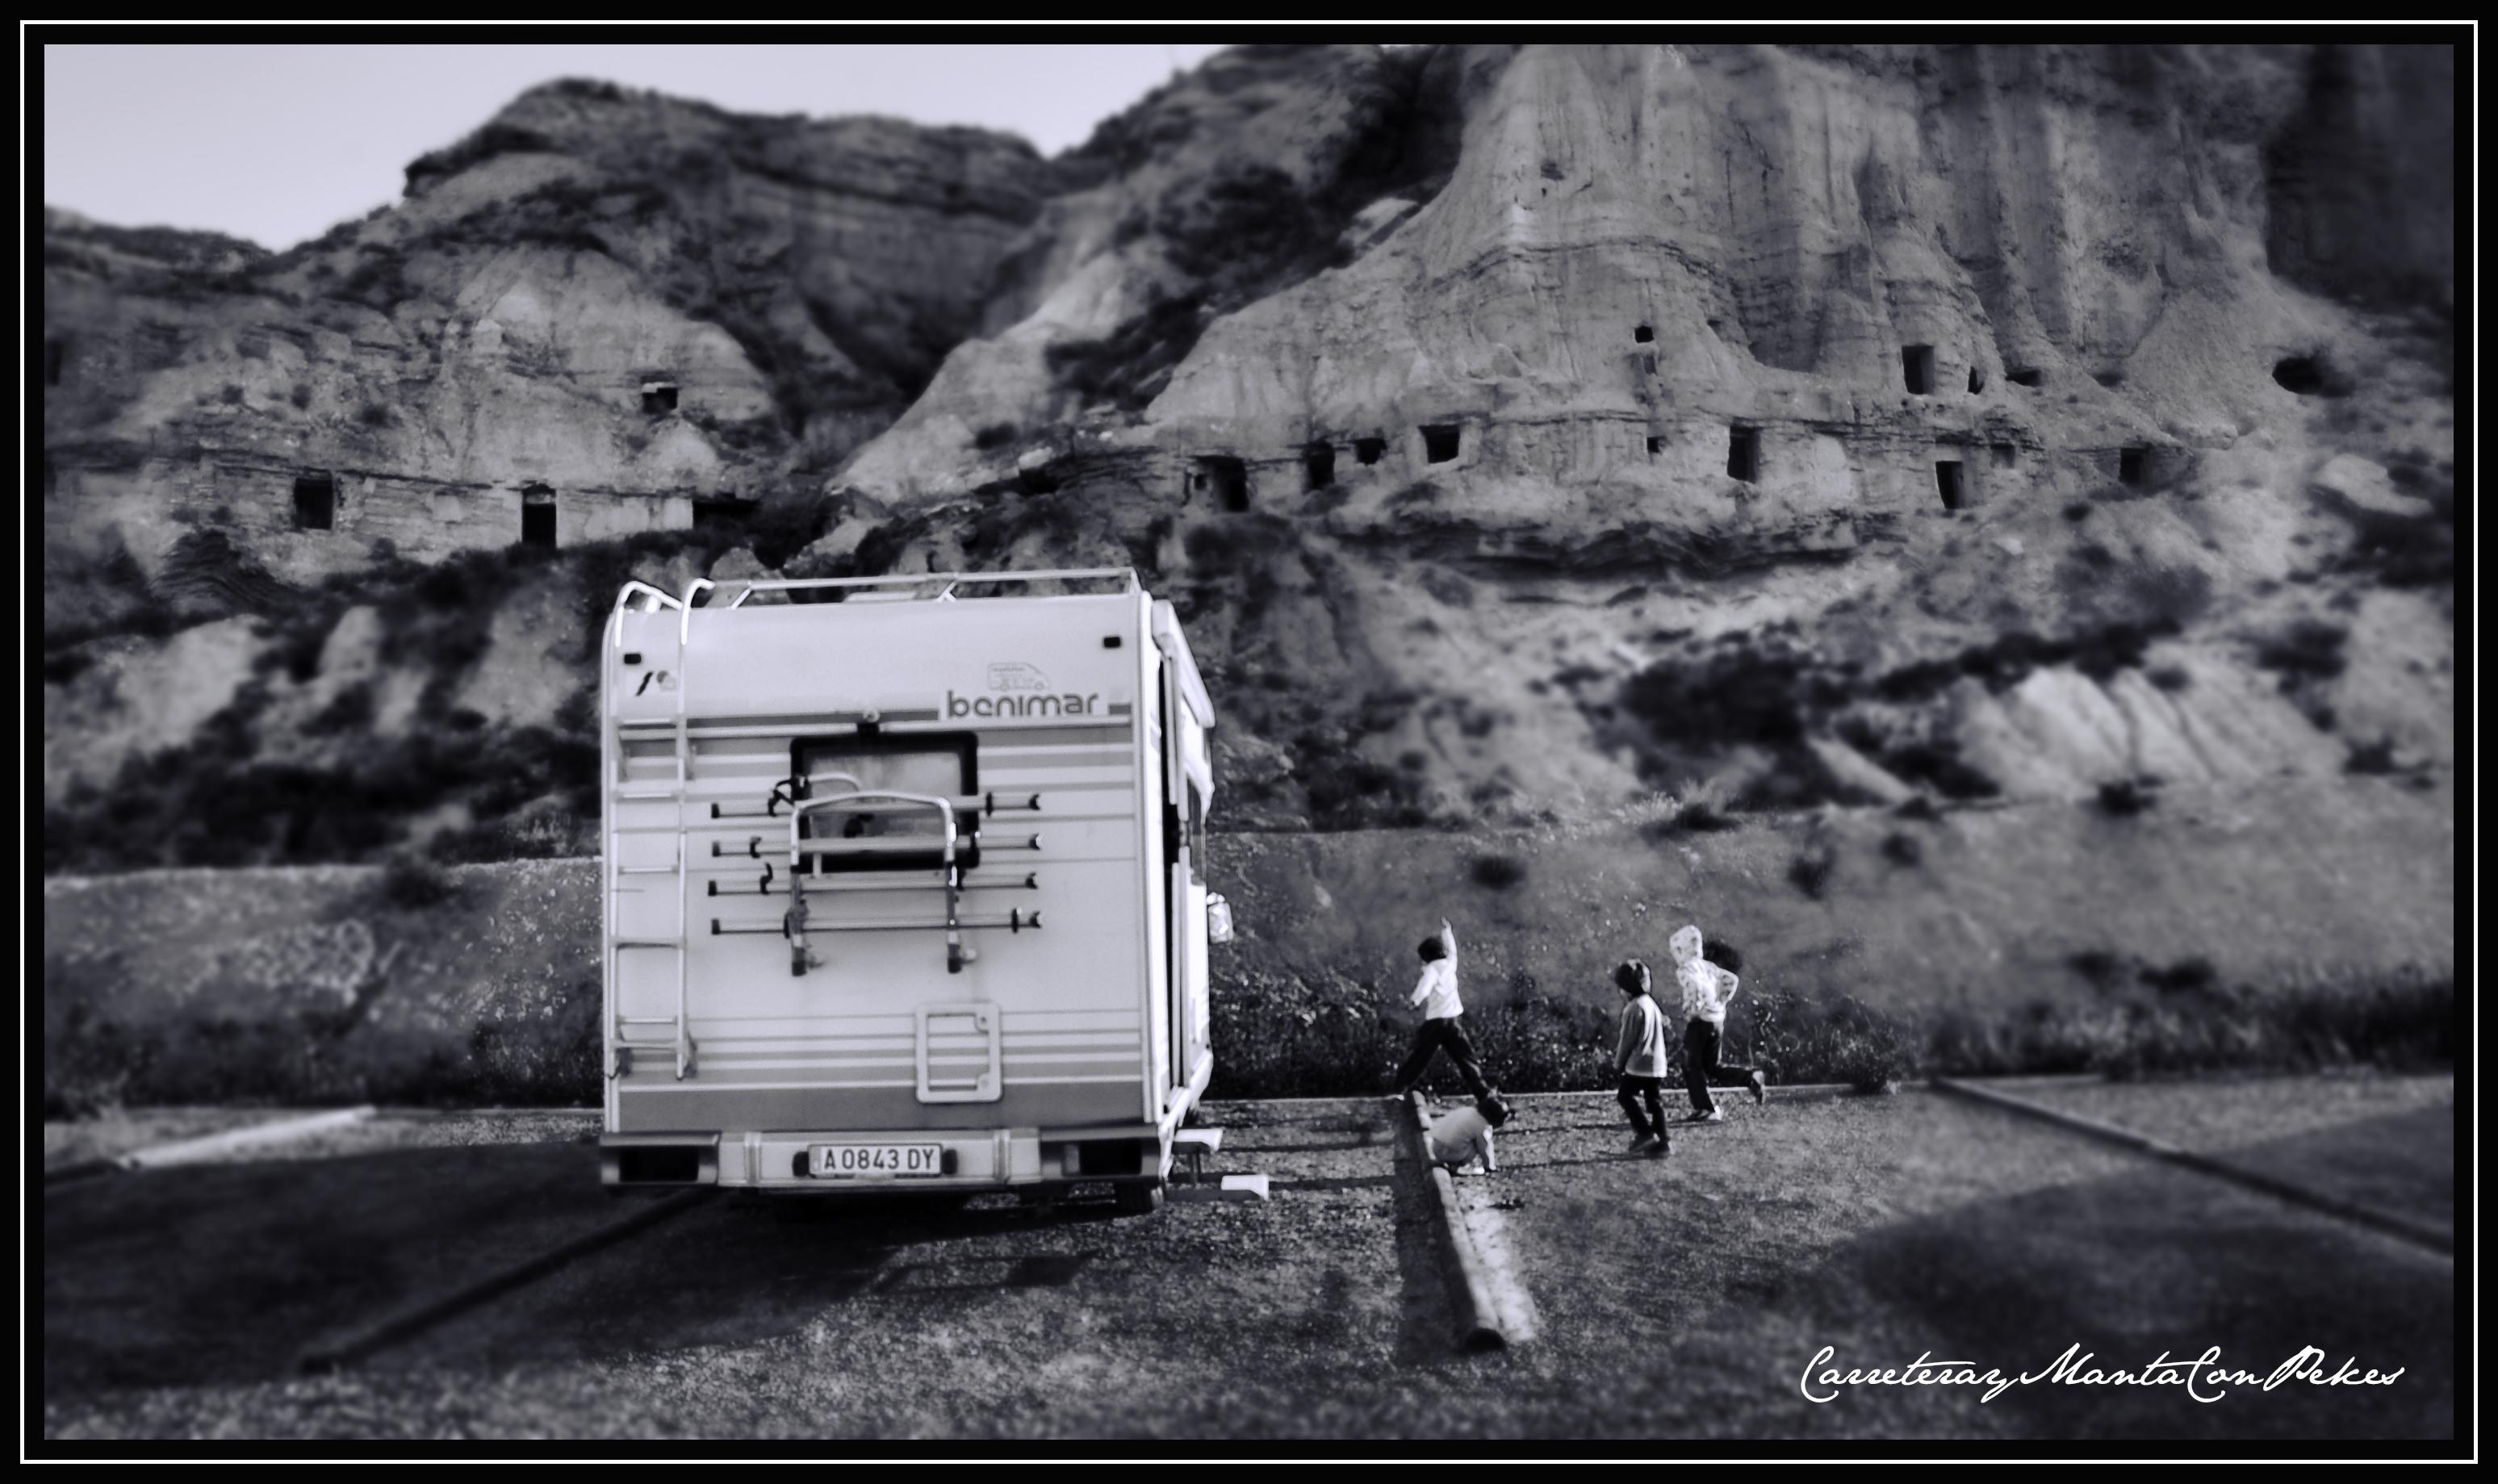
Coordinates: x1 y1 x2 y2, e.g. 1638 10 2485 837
949 662 1101 719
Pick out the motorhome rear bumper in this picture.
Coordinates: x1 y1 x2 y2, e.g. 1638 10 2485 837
600 1127 1167 1190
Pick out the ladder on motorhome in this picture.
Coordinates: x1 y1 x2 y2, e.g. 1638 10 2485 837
605 579 710 1081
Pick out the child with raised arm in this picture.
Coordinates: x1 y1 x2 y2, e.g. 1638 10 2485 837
1612 959 1672 1156
1389 918 1493 1101
1671 925 1768 1123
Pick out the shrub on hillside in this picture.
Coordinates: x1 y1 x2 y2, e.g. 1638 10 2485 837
2095 778 2157 817
379 854 462 909
1470 854 1527 891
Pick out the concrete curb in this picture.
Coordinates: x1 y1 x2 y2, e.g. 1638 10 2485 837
1501 1080 1913 1105
119 1106 379 1170
41 1160 117 1188
1399 1092 1508 1352
44 1107 380 1189
299 1188 713 1373
1931 1077 2454 1258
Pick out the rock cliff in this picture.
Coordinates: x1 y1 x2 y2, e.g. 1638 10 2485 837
41 44 2456 867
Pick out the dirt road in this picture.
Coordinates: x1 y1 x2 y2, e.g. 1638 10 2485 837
40 1076 2455 1440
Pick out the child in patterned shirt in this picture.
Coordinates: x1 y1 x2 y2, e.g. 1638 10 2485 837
1671 925 1768 1122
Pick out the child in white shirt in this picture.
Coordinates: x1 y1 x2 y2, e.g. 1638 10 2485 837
1389 918 1492 1100
1424 1090 1511 1176
1671 925 1768 1122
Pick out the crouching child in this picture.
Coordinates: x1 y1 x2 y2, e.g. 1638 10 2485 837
1613 960 1672 1156
1424 1090 1512 1177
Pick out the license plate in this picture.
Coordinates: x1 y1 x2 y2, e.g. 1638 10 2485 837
810 1143 945 1179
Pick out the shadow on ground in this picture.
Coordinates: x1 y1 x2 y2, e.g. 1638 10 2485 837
1800 1143 2453 1437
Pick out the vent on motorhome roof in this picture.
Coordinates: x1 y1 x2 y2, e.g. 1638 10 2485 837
1193 456 1249 512
1634 324 1654 343
1726 425 1759 483
2007 367 2044 388
292 474 336 532
1421 424 1462 464
1968 366 1986 394
1935 460 1966 512
1354 437 1385 466
2118 447 2146 486
1902 345 1935 395
521 482 557 546
1303 443 1336 491
641 382 678 415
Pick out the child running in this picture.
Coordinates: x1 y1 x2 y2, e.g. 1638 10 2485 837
1612 959 1672 1157
1670 925 1768 1123
1390 918 1493 1101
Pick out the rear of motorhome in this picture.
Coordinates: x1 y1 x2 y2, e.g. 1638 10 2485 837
597 568 1224 1214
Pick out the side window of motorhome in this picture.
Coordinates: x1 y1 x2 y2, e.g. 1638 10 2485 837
1185 780 1208 885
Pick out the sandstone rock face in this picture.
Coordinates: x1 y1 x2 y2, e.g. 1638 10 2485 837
44 79 1054 591
40 44 2455 863
826 43 2452 826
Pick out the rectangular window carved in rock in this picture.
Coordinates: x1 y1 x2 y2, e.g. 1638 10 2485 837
1902 345 1935 395
1935 460 1966 512
1726 426 1759 483
521 482 557 546
293 474 336 532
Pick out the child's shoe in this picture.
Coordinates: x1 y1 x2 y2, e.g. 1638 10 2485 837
1687 1108 1725 1124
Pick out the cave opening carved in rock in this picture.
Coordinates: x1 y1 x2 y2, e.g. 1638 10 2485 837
1420 424 1462 464
1634 324 1654 344
292 474 337 533
1726 425 1759 483
2007 367 2044 388
1968 365 1986 394
1193 456 1249 512
1935 459 1966 512
2118 447 2147 487
1354 437 1385 466
521 482 558 546
2272 354 2347 397
1303 443 1336 491
1902 345 1935 395
641 382 679 415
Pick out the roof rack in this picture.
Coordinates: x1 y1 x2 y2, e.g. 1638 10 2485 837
720 568 1140 609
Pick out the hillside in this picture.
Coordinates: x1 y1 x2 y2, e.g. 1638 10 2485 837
41 43 2456 872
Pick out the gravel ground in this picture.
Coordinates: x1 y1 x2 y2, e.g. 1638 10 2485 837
1471 1081 2453 1440
41 1081 2455 1440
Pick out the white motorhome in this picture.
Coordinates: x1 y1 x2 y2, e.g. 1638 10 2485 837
597 568 1226 1214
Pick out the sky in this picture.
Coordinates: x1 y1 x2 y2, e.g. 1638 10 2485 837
42 43 1232 251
